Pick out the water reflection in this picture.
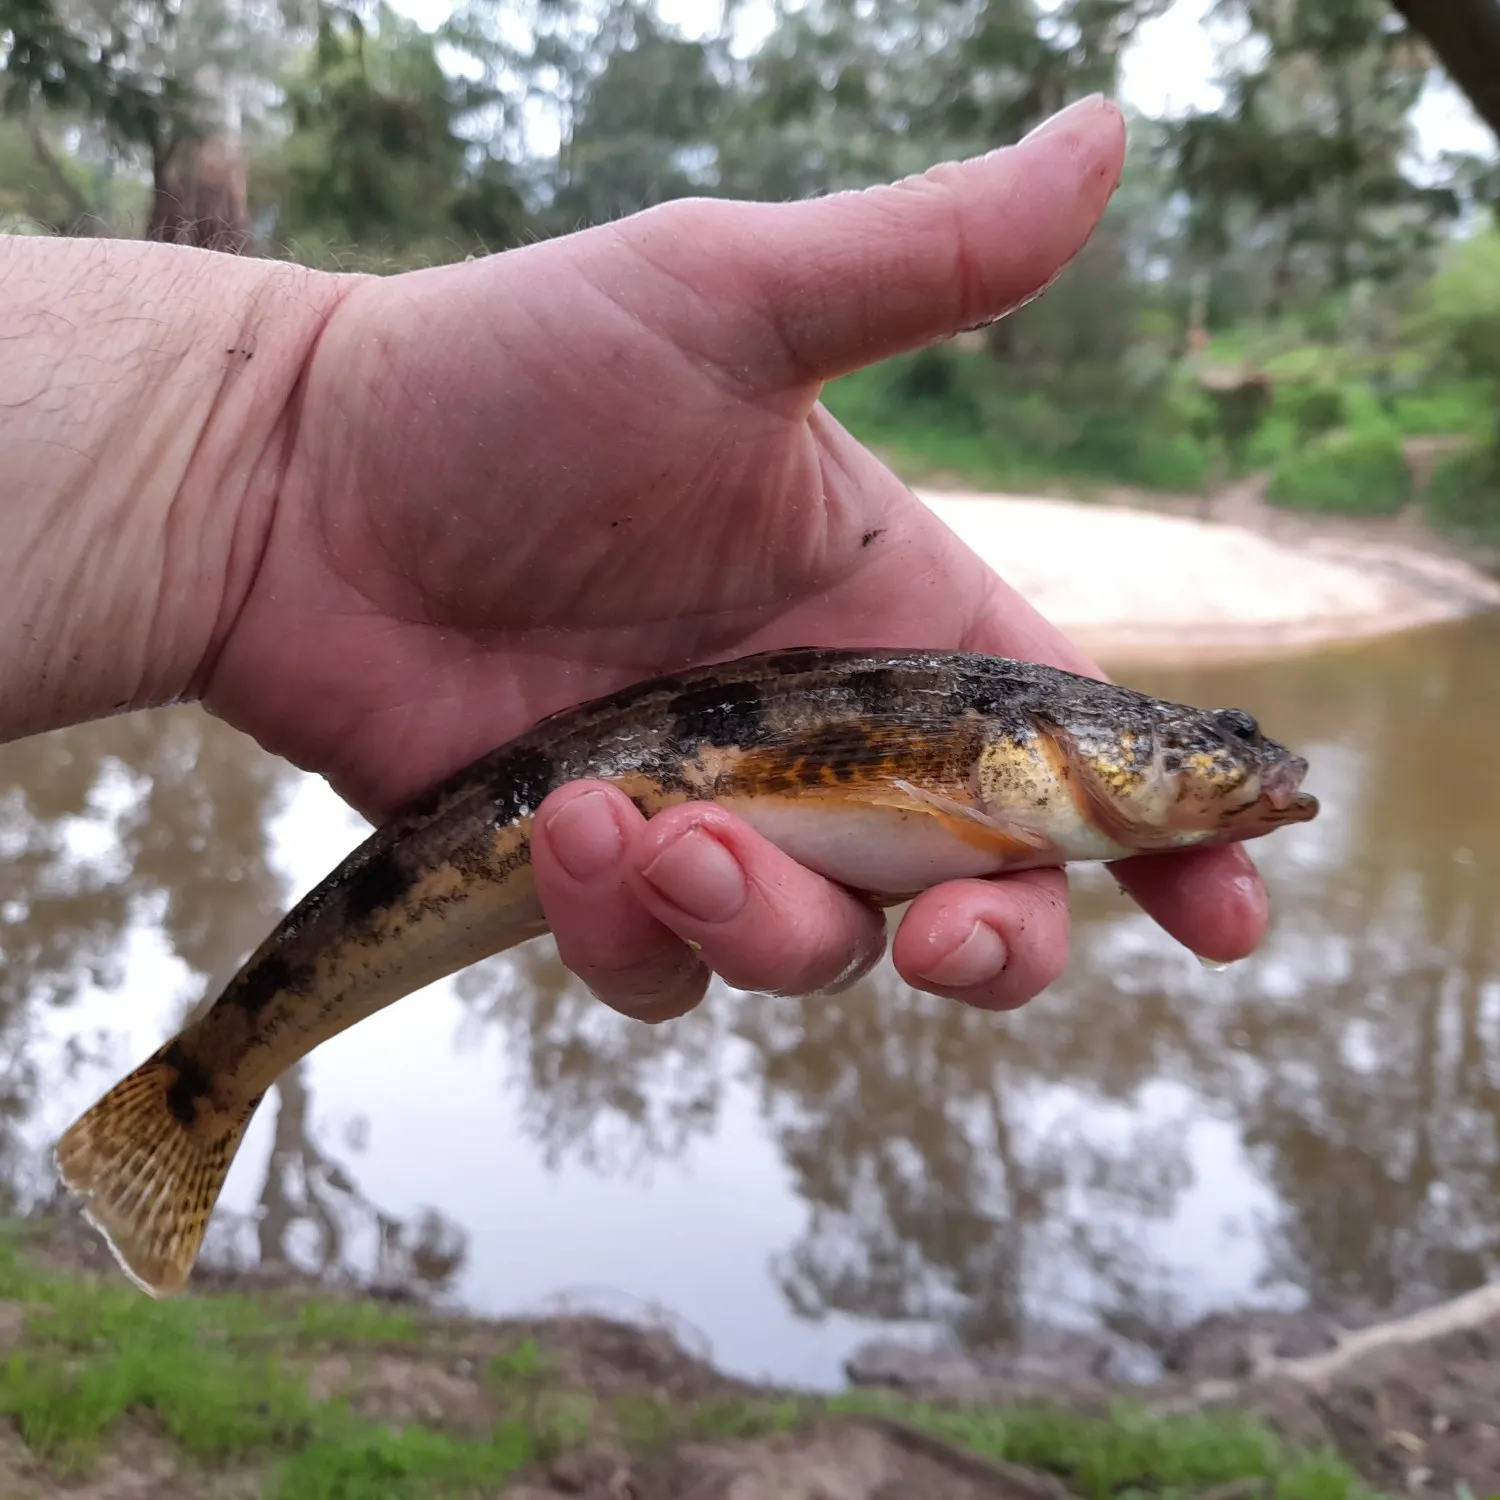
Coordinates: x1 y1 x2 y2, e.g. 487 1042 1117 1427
1131 622 1500 1312
738 973 1201 1348
0 614 1496 1381
0 708 470 1294
456 950 725 1179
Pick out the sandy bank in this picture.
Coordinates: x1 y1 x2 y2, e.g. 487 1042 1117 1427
916 488 1500 666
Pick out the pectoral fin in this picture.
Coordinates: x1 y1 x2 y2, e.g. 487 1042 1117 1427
888 779 1053 858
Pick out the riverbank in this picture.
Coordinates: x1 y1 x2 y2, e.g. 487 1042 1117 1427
6 1218 1497 1498
916 481 1500 667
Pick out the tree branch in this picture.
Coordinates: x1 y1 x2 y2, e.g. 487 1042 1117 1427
1389 0 1500 142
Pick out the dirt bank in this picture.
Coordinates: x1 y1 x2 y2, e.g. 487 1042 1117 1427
15 1215 1500 1497
917 484 1500 666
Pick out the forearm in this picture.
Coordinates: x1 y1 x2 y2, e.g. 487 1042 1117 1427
0 236 351 741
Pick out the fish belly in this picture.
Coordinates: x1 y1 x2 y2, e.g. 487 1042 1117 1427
718 796 1051 892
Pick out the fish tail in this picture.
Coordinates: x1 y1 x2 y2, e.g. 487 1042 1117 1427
54 1043 260 1298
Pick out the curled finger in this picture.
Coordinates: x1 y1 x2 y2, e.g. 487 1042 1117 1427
892 868 1071 1011
625 803 889 997
532 782 710 1023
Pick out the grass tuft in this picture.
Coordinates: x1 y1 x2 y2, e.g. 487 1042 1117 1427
829 1392 1380 1500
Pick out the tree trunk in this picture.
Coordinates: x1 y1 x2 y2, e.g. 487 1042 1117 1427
1388 0 1500 142
146 136 252 254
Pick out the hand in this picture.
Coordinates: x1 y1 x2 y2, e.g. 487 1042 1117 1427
203 95 1268 1019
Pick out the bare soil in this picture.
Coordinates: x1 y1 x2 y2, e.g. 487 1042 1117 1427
1171 1302 1500 1496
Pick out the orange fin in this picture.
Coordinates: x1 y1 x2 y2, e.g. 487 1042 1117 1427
888 779 1052 857
54 1043 261 1298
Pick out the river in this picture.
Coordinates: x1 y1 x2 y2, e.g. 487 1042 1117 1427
1 613 1496 1387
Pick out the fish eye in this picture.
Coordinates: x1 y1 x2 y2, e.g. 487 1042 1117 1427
1213 708 1260 742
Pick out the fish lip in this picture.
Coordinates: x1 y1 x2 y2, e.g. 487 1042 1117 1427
1272 790 1320 823
1259 754 1310 813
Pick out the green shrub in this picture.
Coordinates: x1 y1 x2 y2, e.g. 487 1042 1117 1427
1267 429 1412 516
1389 381 1494 438
1129 432 1219 490
1337 382 1401 438
1277 381 1345 441
1426 442 1500 539
1423 229 1500 386
1261 344 1331 382
1244 414 1301 469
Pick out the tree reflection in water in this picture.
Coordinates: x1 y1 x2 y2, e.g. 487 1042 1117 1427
1130 617 1500 1312
0 706 469 1295
455 947 728 1179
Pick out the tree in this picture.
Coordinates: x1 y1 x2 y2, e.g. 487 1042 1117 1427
544 5 724 229
715 0 1163 202
1 0 198 230
250 2 525 260
1171 0 1455 318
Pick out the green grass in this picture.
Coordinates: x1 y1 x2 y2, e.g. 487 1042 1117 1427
829 1393 1377 1500
273 1421 534 1500
0 1225 1383 1500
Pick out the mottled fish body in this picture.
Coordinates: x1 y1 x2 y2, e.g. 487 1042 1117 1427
55 647 1318 1296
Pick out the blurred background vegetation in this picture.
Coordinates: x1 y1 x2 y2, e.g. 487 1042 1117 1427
2 0 1498 540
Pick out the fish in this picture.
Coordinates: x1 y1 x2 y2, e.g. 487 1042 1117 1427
54 646 1318 1296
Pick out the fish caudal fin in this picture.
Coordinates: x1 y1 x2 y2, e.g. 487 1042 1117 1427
54 1046 259 1298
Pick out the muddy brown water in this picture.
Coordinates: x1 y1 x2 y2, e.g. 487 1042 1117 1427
0 614 1496 1389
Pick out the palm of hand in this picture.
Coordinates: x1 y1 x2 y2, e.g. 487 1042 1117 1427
210 202 1062 820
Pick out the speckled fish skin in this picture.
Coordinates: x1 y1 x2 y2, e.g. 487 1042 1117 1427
54 646 1318 1297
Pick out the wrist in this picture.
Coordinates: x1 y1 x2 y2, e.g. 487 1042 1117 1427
0 237 356 740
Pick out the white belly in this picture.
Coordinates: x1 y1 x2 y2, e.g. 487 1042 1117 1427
719 795 1053 894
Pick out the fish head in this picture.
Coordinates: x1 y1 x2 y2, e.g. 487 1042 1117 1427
1027 690 1319 854
1149 702 1319 843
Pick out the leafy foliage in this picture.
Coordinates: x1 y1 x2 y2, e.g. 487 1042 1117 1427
1267 427 1414 514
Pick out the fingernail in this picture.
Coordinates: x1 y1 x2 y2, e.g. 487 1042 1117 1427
640 824 748 924
546 790 622 882
920 921 1008 989
1021 94 1105 144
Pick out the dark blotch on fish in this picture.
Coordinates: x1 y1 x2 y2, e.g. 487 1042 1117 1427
845 667 901 718
487 744 558 826
229 955 312 1018
948 665 1028 718
161 1042 213 1127
670 679 766 748
343 851 416 923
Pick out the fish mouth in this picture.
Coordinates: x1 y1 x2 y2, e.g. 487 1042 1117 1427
1258 754 1318 822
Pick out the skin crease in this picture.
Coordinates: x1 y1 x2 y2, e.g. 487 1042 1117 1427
4 95 1269 1024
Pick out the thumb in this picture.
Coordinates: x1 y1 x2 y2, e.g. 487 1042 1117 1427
619 94 1126 387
